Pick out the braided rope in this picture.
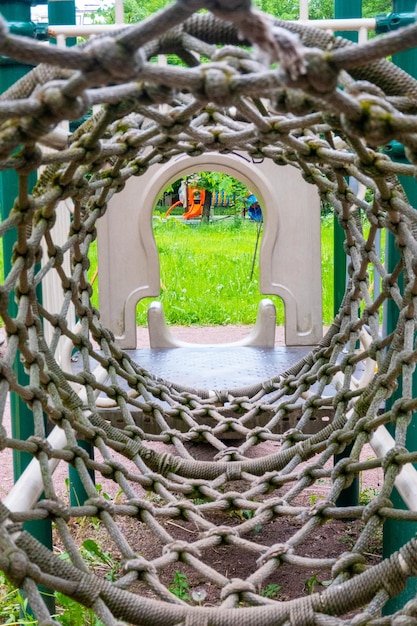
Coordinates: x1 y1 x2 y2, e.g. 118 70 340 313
1 2 417 624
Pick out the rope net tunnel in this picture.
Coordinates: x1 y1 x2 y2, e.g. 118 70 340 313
2 1 417 623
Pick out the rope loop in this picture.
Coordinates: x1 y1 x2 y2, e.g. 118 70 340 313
331 551 367 579
220 577 256 601
362 495 392 524
381 445 409 475
256 542 290 567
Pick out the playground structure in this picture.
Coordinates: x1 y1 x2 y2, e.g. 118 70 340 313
165 180 207 220
100 151 321 348
3 2 417 625
164 179 233 220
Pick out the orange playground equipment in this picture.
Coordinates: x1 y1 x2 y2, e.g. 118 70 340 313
165 181 206 219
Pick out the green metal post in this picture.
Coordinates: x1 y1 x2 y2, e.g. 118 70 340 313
333 1 362 314
47 0 95 506
376 0 417 613
48 0 76 46
333 0 362 509
0 0 54 613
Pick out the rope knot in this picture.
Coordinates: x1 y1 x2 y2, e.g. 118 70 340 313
122 556 157 577
285 49 338 95
332 456 356 489
256 542 290 566
362 495 392 524
4 549 29 588
75 134 103 165
342 92 399 148
37 499 71 522
203 525 238 543
84 496 115 515
214 447 244 462
163 540 201 560
307 498 335 520
202 65 234 107
84 36 145 83
127 497 155 519
15 146 43 176
37 81 90 122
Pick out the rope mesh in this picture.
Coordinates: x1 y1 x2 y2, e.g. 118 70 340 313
1 2 417 623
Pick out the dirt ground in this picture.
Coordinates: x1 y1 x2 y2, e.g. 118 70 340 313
70 493 381 607
1 325 384 607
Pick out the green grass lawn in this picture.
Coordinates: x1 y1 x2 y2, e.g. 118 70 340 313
127 215 335 326
0 212 381 330
0 215 335 330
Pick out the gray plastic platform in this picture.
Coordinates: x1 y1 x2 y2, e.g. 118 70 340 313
71 345 337 435
123 345 312 390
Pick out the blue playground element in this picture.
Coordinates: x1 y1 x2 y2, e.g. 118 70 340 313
246 193 263 222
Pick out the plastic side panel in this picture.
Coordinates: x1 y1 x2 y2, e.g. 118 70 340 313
97 152 322 348
259 160 322 345
97 183 160 348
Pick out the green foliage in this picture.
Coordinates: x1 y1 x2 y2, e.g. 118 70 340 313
309 493 325 506
188 171 241 195
60 539 120 582
362 0 392 18
89 0 171 24
359 486 379 506
0 571 36 625
54 593 104 626
254 0 391 19
303 573 331 594
89 0 392 27
253 0 298 20
136 218 283 325
168 570 191 602
307 0 334 20
260 583 281 598
231 508 256 521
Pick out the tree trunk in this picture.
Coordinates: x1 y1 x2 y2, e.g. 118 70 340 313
201 190 212 223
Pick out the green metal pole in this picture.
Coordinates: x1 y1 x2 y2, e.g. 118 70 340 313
333 1 361 314
333 0 362 510
0 0 54 613
376 0 417 613
47 0 95 506
48 0 76 46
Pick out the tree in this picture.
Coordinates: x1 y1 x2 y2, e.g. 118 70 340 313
187 172 248 223
89 0 171 24
90 0 393 27
252 0 298 20
253 0 392 19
